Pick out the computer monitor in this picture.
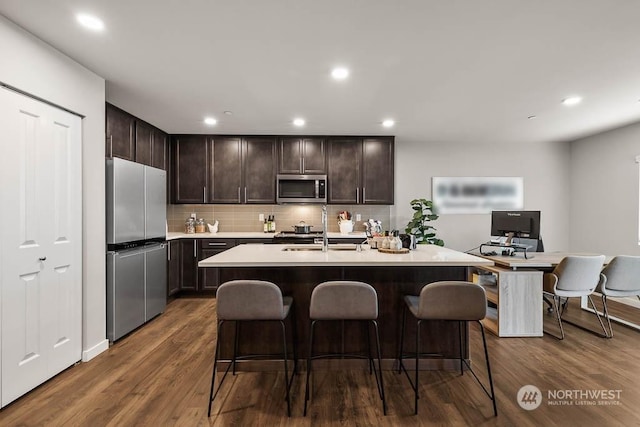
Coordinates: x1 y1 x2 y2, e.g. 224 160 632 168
490 210 541 245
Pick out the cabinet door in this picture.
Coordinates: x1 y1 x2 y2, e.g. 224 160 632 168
152 128 168 170
167 240 181 296
179 239 198 291
362 137 394 204
278 137 326 174
135 121 153 166
172 135 208 203
278 137 302 174
106 103 135 160
209 136 242 203
199 248 223 291
327 138 361 204
302 138 326 174
198 239 236 291
243 137 276 203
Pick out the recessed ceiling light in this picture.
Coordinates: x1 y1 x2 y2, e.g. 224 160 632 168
331 67 349 80
293 118 305 127
76 14 104 31
527 115 537 119
562 96 582 106
223 111 233 115
204 117 217 126
382 119 395 128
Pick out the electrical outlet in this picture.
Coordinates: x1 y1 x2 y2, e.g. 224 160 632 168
356 213 362 221
259 213 265 221
190 212 196 219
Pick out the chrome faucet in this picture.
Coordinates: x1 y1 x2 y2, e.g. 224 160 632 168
321 205 328 252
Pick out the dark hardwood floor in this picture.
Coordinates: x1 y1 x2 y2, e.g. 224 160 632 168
1 296 639 426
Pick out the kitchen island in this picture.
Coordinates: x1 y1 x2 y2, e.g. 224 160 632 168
199 243 493 369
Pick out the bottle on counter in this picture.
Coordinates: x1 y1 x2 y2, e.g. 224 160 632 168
391 230 402 250
381 231 391 249
270 215 276 232
263 218 269 233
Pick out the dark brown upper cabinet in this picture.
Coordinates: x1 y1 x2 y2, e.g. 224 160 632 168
106 103 168 171
172 135 208 203
207 136 275 204
151 128 168 170
209 136 243 203
327 136 394 205
135 120 153 166
243 137 276 203
135 121 168 170
106 103 135 161
278 137 326 174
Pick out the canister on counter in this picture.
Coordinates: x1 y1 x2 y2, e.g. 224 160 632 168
195 218 206 233
185 218 195 234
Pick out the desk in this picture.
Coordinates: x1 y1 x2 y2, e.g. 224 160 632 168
469 264 543 337
480 252 612 270
477 253 640 336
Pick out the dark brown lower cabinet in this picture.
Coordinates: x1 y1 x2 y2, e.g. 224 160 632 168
198 239 237 291
167 240 181 296
179 239 198 291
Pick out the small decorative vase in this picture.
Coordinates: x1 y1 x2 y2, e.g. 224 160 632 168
339 220 354 234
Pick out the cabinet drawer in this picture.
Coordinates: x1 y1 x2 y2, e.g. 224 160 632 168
199 239 237 250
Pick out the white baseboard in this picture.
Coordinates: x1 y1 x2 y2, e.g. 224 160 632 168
82 339 109 362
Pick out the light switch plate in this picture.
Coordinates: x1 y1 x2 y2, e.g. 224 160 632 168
356 213 362 221
259 213 265 221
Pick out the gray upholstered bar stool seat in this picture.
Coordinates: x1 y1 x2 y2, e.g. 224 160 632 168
207 280 297 417
304 281 386 416
397 281 497 416
596 255 640 337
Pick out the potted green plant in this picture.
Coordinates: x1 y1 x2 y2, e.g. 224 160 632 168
405 198 444 246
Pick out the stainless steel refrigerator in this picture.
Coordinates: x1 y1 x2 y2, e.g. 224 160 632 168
106 158 167 342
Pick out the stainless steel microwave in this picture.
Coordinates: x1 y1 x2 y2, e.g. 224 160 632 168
277 174 327 204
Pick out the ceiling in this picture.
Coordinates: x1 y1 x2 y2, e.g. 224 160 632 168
3 0 640 144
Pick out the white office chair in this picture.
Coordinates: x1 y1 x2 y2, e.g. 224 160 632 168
543 255 608 340
597 255 640 337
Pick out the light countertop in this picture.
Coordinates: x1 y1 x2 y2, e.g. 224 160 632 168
198 243 494 268
167 231 367 240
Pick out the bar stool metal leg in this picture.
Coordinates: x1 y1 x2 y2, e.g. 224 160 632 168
366 321 373 374
397 305 407 374
232 321 240 374
372 320 387 415
479 321 497 416
458 321 464 375
414 319 421 415
209 320 236 416
280 320 291 417
303 319 317 416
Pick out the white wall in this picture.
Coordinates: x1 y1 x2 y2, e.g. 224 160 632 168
392 138 571 252
569 122 640 256
0 16 108 360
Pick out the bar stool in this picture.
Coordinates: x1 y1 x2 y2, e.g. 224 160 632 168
397 281 497 416
304 281 386 416
207 280 297 417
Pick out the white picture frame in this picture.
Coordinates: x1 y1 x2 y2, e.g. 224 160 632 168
432 177 524 214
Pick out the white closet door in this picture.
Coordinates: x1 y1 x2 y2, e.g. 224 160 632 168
0 88 82 407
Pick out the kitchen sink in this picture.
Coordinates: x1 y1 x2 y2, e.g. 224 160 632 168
281 244 358 251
